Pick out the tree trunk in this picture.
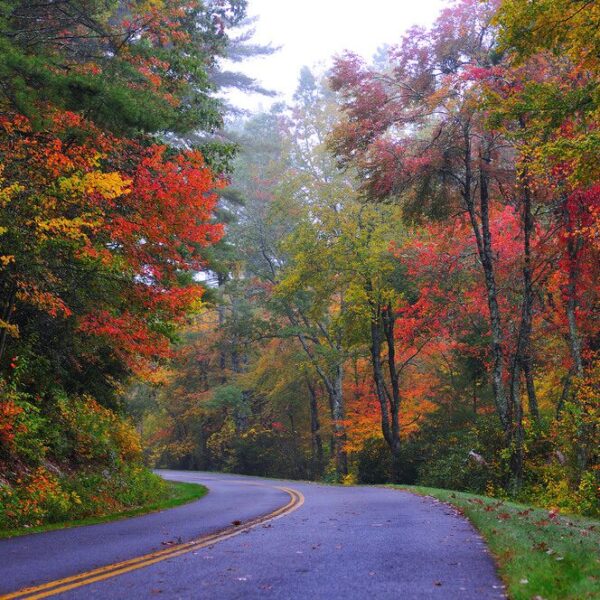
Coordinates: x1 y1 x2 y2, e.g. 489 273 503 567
556 366 576 419
368 304 403 482
563 202 589 475
519 179 540 424
331 361 348 477
566 236 584 377
307 379 324 474
509 360 525 493
508 174 539 490
523 358 540 423
477 146 510 433
515 123 540 424
463 135 521 485
283 294 349 478
390 437 403 484
369 304 392 446
0 287 16 364
216 273 227 384
463 132 509 433
293 326 348 477
382 305 403 483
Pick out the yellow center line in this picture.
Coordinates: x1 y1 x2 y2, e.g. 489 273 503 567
2 486 304 600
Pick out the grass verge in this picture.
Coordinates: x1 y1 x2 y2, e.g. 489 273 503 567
390 485 599 600
0 480 207 540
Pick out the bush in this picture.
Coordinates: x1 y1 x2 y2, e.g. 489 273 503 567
415 416 505 494
0 376 161 531
0 464 167 530
0 382 46 466
525 464 599 517
225 426 310 480
54 394 142 466
356 438 392 484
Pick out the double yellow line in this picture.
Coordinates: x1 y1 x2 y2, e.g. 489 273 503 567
3 486 304 600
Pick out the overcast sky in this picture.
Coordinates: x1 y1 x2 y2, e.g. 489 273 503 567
228 0 448 110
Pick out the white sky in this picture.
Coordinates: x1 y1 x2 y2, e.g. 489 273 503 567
229 0 448 110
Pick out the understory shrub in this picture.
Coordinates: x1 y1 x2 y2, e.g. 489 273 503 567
226 426 310 480
356 437 392 484
0 464 167 529
414 415 505 493
0 378 165 531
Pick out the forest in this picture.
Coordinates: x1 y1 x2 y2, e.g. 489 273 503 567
0 0 598 532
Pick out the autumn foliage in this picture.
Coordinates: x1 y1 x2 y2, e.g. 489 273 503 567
0 0 241 529
1 0 598 526
138 0 598 517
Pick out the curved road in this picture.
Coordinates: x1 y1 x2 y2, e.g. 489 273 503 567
1 471 506 599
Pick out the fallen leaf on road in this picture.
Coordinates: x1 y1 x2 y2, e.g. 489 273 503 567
232 520 242 526
434 581 442 586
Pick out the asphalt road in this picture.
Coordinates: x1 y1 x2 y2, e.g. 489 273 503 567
1 471 506 599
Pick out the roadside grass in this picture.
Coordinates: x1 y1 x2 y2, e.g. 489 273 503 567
391 485 599 600
0 481 207 540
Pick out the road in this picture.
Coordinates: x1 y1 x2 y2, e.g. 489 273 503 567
1 471 506 599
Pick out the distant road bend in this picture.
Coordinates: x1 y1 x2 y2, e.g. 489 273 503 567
1 471 505 599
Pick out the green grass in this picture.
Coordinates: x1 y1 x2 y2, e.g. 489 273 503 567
0 481 207 540
391 485 600 600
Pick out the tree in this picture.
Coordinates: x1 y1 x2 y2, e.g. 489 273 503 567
330 0 537 486
0 0 238 505
492 0 600 479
